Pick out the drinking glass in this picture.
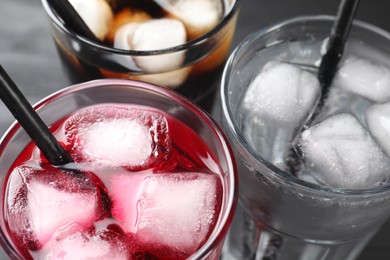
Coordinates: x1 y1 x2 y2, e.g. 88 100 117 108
221 15 390 260
40 0 241 112
0 78 238 259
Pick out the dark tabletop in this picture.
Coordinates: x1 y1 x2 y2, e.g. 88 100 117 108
0 0 389 259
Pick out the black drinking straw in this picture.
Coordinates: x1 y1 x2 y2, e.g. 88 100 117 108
0 65 73 166
308 0 360 124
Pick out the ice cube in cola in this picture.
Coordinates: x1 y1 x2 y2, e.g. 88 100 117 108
4 104 224 259
47 0 239 112
239 44 390 189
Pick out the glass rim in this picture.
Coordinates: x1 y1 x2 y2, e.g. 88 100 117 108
0 78 238 259
221 14 390 196
40 0 241 56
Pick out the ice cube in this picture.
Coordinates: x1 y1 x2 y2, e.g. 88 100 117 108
36 222 131 260
114 21 190 88
366 102 390 157
6 166 105 249
334 56 390 102
27 181 97 243
299 113 390 189
109 172 148 230
240 61 320 169
110 172 221 256
242 61 320 123
106 8 152 44
69 0 113 41
156 0 223 39
65 105 171 170
81 119 152 167
112 22 140 70
114 18 187 72
113 18 190 88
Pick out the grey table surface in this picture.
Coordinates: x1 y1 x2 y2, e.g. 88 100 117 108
0 0 389 259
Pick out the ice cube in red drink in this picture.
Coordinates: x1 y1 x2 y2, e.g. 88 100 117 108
5 166 108 251
35 219 131 259
65 105 171 170
110 171 222 257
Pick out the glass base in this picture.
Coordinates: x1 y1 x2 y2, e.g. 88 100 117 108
222 204 377 260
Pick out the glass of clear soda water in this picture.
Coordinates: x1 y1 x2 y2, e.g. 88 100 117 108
0 79 237 259
220 15 390 260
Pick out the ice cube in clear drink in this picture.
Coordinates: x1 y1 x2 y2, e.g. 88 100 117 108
334 56 390 102
299 113 390 189
110 171 221 256
240 61 320 170
366 101 390 157
65 105 171 170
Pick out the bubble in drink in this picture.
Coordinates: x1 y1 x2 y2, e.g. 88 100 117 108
240 61 320 169
4 104 223 259
299 113 390 189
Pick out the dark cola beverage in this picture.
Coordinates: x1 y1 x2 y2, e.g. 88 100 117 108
49 0 239 112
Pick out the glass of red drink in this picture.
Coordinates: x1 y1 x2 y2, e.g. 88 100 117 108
0 78 237 259
40 0 241 112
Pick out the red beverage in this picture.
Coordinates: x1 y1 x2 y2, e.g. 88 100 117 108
3 103 225 259
41 0 241 112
